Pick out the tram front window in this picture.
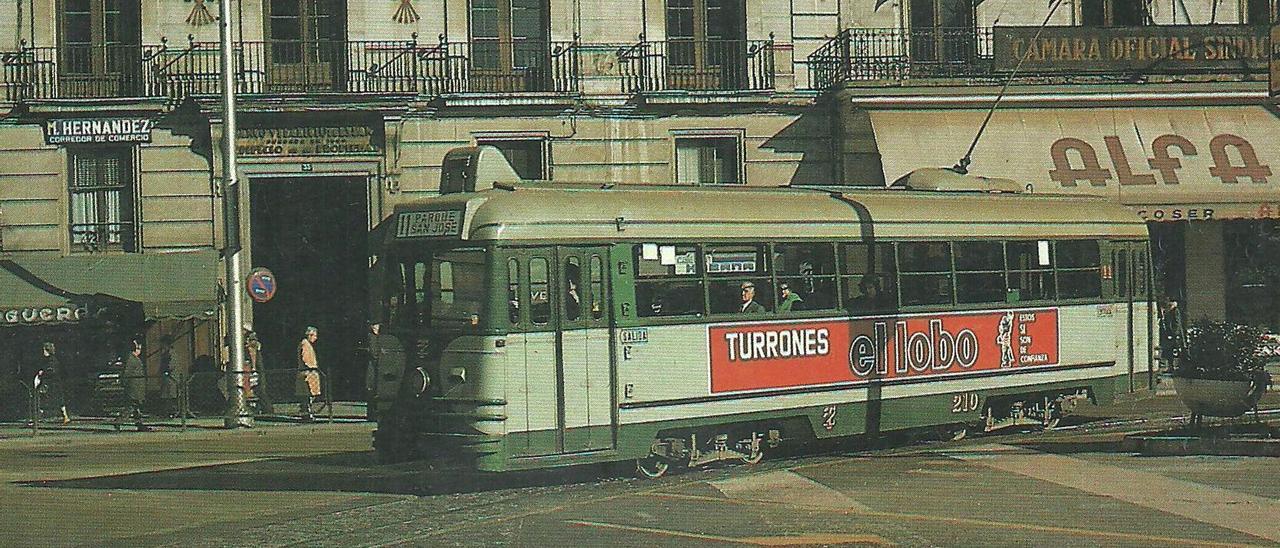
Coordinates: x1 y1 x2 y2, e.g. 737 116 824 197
386 247 488 331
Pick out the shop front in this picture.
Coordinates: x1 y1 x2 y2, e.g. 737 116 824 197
854 101 1279 331
0 251 219 419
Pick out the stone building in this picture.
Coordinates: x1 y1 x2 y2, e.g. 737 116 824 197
0 0 1275 410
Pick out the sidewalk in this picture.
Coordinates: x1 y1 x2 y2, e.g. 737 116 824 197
0 401 372 439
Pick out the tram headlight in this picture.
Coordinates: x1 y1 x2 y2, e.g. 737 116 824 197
412 366 430 397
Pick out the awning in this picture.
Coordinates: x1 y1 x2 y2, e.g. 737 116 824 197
0 250 219 325
866 104 1280 222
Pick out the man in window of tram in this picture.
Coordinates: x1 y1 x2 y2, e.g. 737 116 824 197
779 282 804 312
740 281 766 313
850 275 886 312
296 326 321 422
566 278 582 320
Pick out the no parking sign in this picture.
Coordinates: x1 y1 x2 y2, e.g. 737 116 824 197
246 267 277 303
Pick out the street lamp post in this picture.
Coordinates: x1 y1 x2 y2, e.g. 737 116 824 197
220 0 252 428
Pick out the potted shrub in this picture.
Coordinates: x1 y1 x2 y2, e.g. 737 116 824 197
1172 321 1272 422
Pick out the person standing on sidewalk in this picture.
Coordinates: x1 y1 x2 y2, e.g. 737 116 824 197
296 326 321 422
120 338 149 432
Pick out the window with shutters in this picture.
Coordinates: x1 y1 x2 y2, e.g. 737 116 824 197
674 136 742 185
69 147 137 252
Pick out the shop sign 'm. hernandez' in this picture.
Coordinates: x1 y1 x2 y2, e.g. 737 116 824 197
44 118 155 145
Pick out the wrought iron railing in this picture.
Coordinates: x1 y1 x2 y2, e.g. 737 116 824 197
620 37 775 93
2 35 583 102
809 27 995 89
808 25 1270 90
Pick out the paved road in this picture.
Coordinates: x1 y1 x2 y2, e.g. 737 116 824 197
0 395 1277 547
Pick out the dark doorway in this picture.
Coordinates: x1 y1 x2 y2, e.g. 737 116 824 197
250 176 368 401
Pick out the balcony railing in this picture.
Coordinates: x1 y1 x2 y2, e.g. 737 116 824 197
810 25 1269 90
809 27 994 89
619 37 775 93
2 36 582 102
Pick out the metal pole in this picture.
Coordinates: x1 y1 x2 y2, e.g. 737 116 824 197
220 0 252 428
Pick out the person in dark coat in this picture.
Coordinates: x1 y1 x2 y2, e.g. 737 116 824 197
120 339 149 431
36 342 69 424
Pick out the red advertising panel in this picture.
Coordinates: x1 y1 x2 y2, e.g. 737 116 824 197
709 309 1059 394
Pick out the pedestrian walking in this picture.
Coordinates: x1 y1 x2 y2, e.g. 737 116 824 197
245 326 273 414
35 342 69 424
296 326 321 422
364 321 384 420
119 338 149 432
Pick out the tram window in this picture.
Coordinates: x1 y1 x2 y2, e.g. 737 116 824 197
1008 271 1055 301
430 249 488 325
898 242 953 306
530 257 550 325
507 258 520 324
437 262 455 304
1056 240 1103 300
635 244 699 277
1005 240 1055 302
840 243 896 312
773 243 837 311
565 257 583 321
636 280 704 317
954 241 1006 304
898 241 951 273
1059 270 1103 300
710 278 773 314
1056 240 1101 268
900 273 954 306
590 255 604 320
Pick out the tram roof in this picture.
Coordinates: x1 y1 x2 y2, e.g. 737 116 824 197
387 183 1148 243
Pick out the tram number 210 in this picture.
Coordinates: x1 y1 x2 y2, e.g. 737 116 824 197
951 393 980 414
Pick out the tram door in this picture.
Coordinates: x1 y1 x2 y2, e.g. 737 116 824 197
1112 242 1154 392
555 247 615 453
520 247 615 456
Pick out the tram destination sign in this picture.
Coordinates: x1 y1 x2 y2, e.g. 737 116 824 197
993 25 1269 73
44 117 154 145
395 209 463 239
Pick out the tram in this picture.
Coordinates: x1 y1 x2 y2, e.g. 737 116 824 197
370 147 1154 475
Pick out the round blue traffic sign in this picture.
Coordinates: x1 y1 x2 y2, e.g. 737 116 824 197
246 267 277 303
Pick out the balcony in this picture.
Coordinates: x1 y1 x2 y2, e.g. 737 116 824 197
809 25 1269 90
2 36 582 103
619 37 776 93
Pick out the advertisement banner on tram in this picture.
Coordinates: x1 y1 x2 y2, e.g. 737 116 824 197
709 308 1060 393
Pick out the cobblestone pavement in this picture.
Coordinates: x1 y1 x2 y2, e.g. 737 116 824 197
0 392 1277 547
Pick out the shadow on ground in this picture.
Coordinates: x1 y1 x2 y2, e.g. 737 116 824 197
19 451 632 496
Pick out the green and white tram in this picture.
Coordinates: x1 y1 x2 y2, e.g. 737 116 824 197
370 148 1154 474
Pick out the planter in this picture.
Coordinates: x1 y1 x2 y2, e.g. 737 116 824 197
1172 376 1267 418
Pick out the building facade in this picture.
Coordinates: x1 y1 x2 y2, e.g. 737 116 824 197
0 0 1276 413
0 0 843 407
815 0 1280 334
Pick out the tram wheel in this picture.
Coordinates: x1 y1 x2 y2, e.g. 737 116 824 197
636 456 670 479
944 425 968 442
